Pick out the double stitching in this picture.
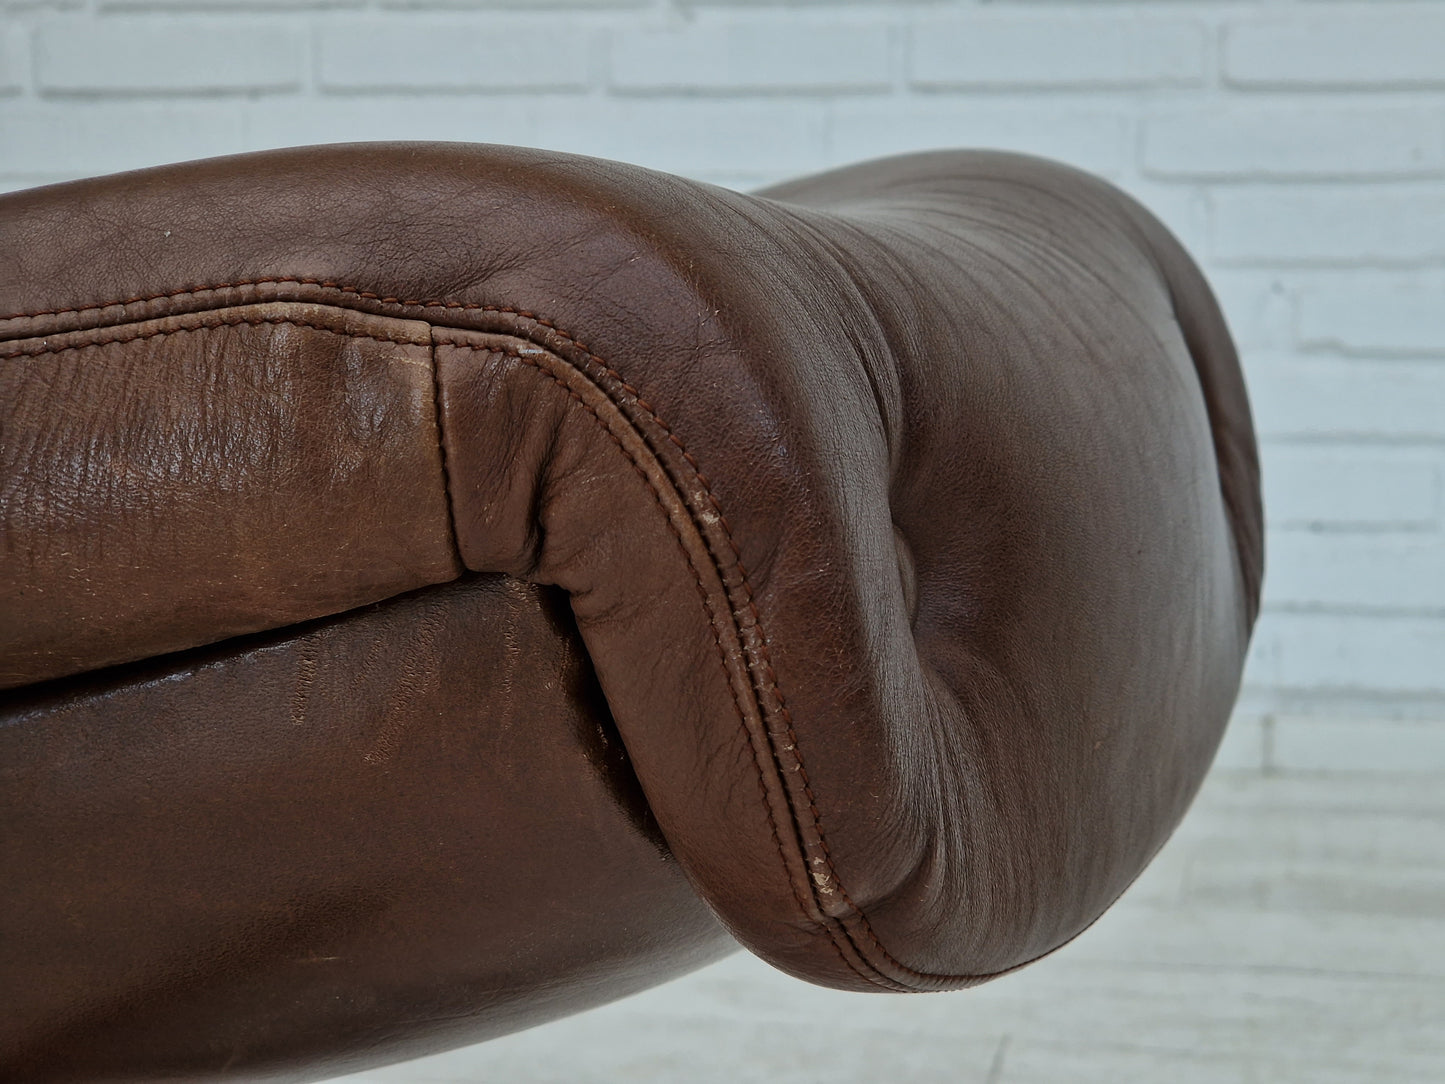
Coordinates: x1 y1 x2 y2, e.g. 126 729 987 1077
2 276 563 325
436 328 938 990
435 335 879 988
0 314 422 359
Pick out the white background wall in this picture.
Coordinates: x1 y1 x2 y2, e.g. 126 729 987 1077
3 0 1444 770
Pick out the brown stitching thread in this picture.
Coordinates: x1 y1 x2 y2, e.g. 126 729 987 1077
704 487 909 973
2 276 543 323
8 278 944 987
445 338 885 989
0 314 423 359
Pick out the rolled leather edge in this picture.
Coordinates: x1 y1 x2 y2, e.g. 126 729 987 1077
0 145 1263 997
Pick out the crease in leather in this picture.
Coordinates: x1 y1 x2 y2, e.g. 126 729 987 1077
425 326 465 574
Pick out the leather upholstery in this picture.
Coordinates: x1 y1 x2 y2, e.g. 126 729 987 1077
0 144 1262 1081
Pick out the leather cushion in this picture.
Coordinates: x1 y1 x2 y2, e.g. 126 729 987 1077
0 142 1262 1051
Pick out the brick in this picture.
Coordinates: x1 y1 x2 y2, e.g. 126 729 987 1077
0 102 247 174
1263 532 1445 612
678 0 875 6
1144 107 1445 179
610 19 890 94
0 26 25 93
1248 612 1445 695
910 17 1205 89
1211 185 1445 266
318 22 592 92
1273 716 1445 772
1242 353 1445 442
1182 855 1445 914
1261 446 1440 529
34 19 303 94
828 102 1128 179
1299 279 1445 359
1225 12 1445 88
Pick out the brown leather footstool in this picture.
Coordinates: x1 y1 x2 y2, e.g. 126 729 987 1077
0 144 1262 1082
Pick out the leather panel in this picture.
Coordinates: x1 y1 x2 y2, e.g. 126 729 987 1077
0 302 459 689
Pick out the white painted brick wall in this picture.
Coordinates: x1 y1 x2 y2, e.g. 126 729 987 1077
1298 277 1445 358
1243 354 1445 442
1211 184 1445 265
34 20 304 94
1224 9 1445 89
0 26 24 93
1250 612 1445 698
1142 107 1445 179
612 18 892 93
318 22 595 93
1267 534 1445 612
910 16 1207 90
1263 448 1439 530
2 0 1444 768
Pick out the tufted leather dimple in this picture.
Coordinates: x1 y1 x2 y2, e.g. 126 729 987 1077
0 143 1261 1080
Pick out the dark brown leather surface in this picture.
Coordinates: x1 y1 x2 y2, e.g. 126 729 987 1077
1 575 731 1082
0 143 1262 1079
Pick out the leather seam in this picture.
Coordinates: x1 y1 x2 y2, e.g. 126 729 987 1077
438 338 884 991
3 317 462 614
0 314 424 358
4 277 587 324
435 326 926 990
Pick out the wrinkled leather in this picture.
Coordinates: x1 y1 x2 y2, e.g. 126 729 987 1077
0 143 1262 1081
